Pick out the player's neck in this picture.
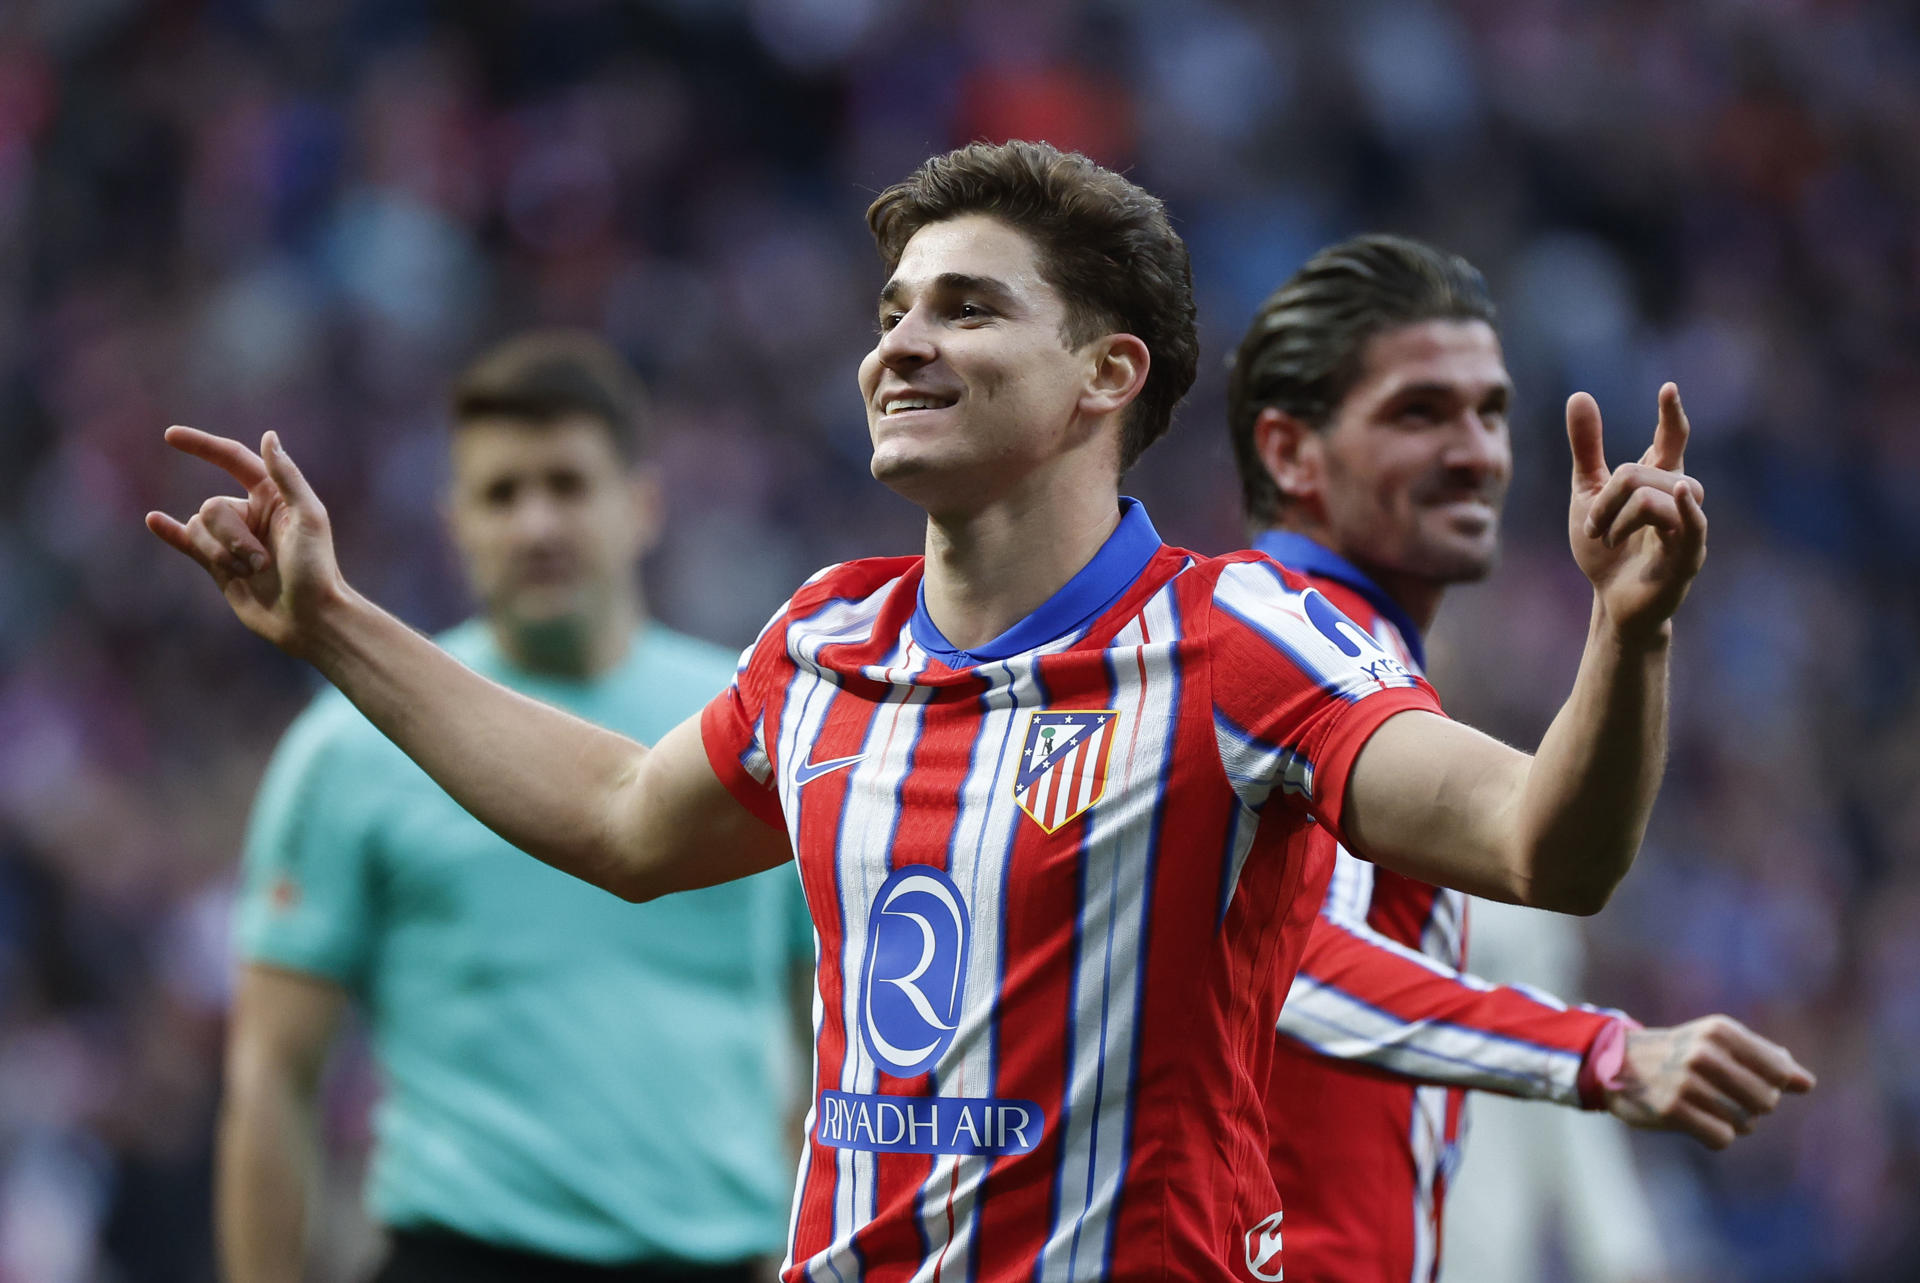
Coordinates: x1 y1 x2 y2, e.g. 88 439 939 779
1277 520 1447 633
491 594 643 679
920 471 1124 652
1355 563 1445 633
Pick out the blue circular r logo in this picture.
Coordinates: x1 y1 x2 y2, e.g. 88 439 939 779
859 865 971 1078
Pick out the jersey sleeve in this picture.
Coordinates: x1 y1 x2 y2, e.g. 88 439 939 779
700 603 792 830
1207 557 1443 843
1279 888 1625 1106
233 698 382 986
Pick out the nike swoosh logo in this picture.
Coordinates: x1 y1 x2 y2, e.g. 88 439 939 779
795 752 868 785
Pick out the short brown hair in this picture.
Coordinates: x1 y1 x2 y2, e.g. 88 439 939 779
450 330 647 459
867 140 1198 474
1227 234 1496 527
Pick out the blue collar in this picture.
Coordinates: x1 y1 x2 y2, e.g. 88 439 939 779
912 498 1164 666
1251 530 1428 671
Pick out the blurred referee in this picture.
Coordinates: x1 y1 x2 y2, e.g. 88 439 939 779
217 332 809 1283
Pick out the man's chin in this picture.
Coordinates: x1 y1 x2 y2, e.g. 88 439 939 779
1408 526 1501 584
870 448 962 507
496 588 593 633
1423 542 1500 584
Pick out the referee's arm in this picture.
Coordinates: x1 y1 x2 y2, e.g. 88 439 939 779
217 964 347 1283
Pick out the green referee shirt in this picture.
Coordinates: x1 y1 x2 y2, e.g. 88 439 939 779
235 620 810 1264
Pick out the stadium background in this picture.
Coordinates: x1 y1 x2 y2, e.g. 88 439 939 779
0 0 1915 1279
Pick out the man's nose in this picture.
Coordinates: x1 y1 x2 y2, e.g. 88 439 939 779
876 309 936 370
1444 413 1509 477
508 492 567 540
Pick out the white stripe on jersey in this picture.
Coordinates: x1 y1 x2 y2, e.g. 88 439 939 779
1035 589 1183 1283
1324 847 1376 926
1274 973 1586 1103
742 713 773 787
1408 1083 1448 1283
1213 561 1420 701
1213 712 1314 811
1370 617 1423 676
1420 887 1466 969
1215 793 1261 925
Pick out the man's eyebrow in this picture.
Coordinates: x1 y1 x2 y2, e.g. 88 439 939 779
1384 379 1514 404
877 272 1018 311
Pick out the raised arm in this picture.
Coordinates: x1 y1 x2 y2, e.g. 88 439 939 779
1341 385 1707 914
147 427 789 900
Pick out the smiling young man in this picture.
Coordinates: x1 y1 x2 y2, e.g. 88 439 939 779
153 142 1710 1282
1227 236 1813 1282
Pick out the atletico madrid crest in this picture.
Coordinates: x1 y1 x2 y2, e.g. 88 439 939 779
1015 710 1119 833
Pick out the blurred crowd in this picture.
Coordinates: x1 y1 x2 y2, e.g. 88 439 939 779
0 0 1914 1279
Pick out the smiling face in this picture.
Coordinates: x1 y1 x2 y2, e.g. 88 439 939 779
858 215 1122 515
1308 318 1514 586
446 414 657 648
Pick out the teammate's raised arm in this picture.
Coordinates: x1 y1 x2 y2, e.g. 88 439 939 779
147 426 790 899
1340 384 1707 914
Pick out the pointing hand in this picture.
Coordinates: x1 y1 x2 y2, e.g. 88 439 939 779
146 427 345 656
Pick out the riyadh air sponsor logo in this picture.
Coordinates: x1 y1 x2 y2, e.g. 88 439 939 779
1014 709 1118 832
859 864 969 1077
1245 1209 1285 1280
815 1090 1042 1156
794 750 868 785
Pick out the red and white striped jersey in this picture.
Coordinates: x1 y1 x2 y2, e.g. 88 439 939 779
701 502 1443 1283
1254 531 1622 1283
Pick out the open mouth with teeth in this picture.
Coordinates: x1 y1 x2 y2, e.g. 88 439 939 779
882 393 959 415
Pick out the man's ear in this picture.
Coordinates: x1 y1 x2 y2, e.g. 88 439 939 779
1253 406 1324 512
1080 333 1151 419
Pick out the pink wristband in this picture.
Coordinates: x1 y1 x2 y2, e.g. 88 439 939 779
1576 1018 1635 1110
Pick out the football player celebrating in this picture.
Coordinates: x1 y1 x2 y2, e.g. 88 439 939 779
155 142 1709 1281
1229 235 1814 1282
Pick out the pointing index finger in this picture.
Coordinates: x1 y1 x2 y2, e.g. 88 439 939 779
163 424 271 491
1646 383 1690 472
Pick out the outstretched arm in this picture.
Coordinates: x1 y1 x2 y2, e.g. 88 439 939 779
1285 911 1812 1146
147 427 790 900
1341 385 1708 914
